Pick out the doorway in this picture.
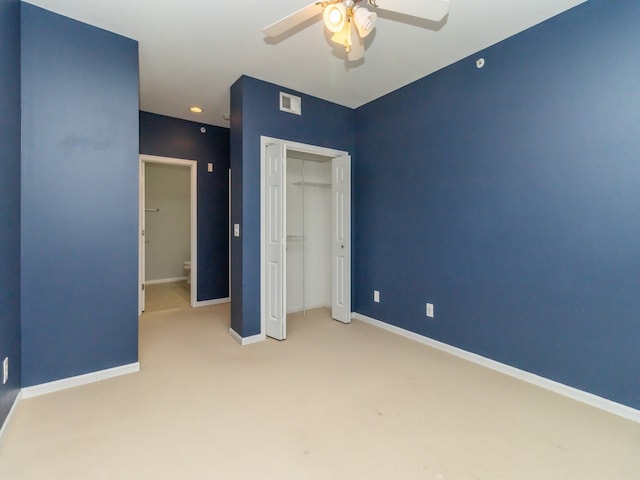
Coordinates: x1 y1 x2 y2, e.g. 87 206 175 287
139 154 197 314
260 137 351 340
286 151 332 317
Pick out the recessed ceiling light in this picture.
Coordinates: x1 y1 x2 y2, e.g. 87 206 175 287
190 106 203 113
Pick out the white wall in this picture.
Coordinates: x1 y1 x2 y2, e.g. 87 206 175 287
286 157 331 312
145 163 190 282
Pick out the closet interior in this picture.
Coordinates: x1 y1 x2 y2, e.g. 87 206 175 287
286 150 333 319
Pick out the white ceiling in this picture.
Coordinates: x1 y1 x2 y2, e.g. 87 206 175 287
26 0 586 128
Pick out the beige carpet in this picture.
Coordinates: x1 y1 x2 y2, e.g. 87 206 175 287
144 280 191 312
1 305 638 479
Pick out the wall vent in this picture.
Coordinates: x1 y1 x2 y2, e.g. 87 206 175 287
280 92 301 115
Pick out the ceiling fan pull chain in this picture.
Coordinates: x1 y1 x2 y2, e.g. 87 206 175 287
344 19 353 53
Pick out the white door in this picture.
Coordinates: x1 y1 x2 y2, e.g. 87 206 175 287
332 155 351 323
265 143 287 340
139 160 146 315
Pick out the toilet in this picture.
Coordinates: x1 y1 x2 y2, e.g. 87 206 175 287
184 261 191 285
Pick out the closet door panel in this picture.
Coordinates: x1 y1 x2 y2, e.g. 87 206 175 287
332 155 351 323
265 143 286 340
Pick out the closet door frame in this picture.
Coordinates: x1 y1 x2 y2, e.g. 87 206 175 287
260 136 351 340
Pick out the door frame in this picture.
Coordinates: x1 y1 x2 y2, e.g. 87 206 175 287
139 154 198 314
260 136 350 338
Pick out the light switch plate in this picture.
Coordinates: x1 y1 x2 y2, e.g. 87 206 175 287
234 224 240 237
426 303 434 318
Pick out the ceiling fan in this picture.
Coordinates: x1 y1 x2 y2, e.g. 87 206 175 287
263 0 450 61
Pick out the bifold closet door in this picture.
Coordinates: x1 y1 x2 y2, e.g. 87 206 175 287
265 143 286 340
332 155 351 323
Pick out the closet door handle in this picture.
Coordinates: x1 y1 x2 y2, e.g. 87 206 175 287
341 244 344 249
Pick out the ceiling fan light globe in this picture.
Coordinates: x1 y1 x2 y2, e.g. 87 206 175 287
323 3 347 33
353 7 377 38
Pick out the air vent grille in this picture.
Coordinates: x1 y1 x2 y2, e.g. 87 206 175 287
280 92 301 115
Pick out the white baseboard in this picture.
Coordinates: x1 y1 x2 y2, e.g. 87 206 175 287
195 297 230 307
145 277 187 285
352 313 640 424
0 390 22 442
229 328 266 346
21 363 140 399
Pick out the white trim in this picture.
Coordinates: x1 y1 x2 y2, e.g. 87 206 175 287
352 313 640 424
21 363 140 399
0 390 22 441
229 328 266 346
260 136 350 340
195 297 230 307
145 276 188 285
261 137 349 159
140 154 198 309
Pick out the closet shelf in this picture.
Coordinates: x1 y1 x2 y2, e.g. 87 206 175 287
291 181 331 188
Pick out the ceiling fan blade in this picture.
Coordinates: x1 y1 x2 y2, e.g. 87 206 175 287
375 0 449 21
263 2 324 37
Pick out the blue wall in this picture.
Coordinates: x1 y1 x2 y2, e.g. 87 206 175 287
230 76 355 337
139 112 230 301
0 0 21 426
21 4 139 386
354 0 640 409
